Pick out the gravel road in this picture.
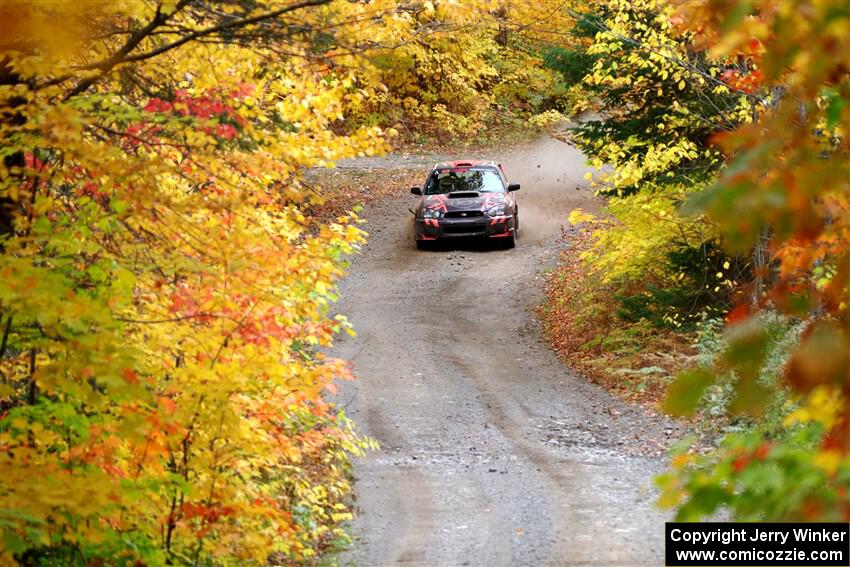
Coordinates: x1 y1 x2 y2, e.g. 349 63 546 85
331 135 678 566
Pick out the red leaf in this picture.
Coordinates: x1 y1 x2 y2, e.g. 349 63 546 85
122 368 139 384
732 455 750 473
725 303 750 324
158 396 176 415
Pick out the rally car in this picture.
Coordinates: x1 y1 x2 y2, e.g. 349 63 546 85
410 160 520 249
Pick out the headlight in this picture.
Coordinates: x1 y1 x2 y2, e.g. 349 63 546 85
422 208 443 219
487 204 507 217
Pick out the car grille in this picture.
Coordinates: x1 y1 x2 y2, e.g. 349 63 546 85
444 211 484 218
443 224 486 234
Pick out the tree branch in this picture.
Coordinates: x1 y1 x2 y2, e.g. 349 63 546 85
64 1 193 99
112 0 332 67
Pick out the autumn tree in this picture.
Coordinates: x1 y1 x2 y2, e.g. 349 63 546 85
0 1 418 563
656 0 850 521
557 0 760 328
346 0 583 140
548 0 848 521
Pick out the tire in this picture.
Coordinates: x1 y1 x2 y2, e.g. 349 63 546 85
416 240 431 250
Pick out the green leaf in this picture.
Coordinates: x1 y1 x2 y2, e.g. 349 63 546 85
664 368 715 416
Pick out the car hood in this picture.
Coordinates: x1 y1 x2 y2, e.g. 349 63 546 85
421 193 506 213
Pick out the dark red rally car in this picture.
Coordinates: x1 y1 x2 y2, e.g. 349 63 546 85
410 160 520 249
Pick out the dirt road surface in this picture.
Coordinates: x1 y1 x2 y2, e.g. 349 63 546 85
331 135 678 566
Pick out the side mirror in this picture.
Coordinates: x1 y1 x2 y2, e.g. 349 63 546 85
507 183 520 192
410 186 422 195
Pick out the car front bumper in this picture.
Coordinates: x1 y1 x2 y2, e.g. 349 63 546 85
414 215 515 240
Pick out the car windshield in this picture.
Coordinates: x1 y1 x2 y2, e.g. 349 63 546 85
424 168 504 195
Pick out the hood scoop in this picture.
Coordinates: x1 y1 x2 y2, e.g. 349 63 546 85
448 192 479 198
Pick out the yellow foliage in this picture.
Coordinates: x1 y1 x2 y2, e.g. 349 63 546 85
0 1 401 563
784 386 844 431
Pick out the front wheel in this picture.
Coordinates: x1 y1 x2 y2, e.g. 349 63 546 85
416 240 431 251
